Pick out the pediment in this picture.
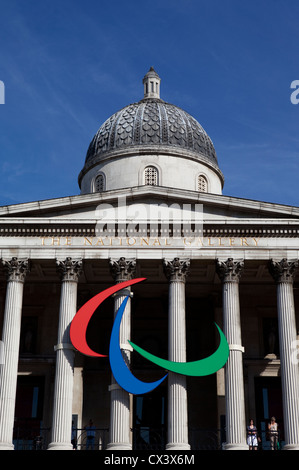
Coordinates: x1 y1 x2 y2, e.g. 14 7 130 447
0 186 298 220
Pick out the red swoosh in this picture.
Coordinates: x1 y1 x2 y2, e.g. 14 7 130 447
70 278 146 357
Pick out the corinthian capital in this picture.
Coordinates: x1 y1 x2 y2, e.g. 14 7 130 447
163 257 190 282
216 258 244 283
3 257 30 283
56 257 83 282
269 258 298 283
109 257 136 281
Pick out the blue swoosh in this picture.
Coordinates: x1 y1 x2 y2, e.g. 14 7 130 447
109 296 168 395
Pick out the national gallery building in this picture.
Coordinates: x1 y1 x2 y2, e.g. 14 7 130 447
0 68 299 451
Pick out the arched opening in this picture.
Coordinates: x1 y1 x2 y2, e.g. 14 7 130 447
94 173 105 192
144 166 159 186
197 175 208 193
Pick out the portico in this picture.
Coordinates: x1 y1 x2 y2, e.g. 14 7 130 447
0 185 298 450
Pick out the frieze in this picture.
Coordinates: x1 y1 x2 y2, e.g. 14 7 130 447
38 235 261 247
1 234 299 249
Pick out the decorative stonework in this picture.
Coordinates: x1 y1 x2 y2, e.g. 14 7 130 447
216 258 244 283
2 221 299 239
56 257 83 282
3 257 30 283
163 258 190 282
84 99 218 166
109 257 136 281
269 258 298 283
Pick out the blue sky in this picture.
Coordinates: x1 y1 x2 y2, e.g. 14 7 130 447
0 0 299 208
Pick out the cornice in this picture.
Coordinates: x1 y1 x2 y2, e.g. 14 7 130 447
0 219 299 238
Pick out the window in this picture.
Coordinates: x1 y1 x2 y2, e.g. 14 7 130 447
20 317 38 354
198 175 208 192
144 166 158 186
94 173 105 192
263 318 279 357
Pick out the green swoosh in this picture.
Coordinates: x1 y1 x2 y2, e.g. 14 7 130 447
128 323 229 376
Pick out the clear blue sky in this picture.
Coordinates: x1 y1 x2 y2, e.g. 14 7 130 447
0 0 299 207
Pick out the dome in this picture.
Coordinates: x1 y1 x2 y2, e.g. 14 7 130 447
79 68 224 194
84 98 218 164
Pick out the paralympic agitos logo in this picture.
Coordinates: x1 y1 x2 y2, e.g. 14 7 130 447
70 278 229 395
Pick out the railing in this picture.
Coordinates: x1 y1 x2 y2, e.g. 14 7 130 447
75 428 109 450
257 428 282 450
13 426 223 450
133 426 166 450
189 428 223 450
13 427 110 450
13 427 51 450
12 426 283 450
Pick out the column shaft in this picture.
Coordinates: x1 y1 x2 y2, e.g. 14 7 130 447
107 257 135 450
48 258 82 450
269 259 299 450
216 258 248 450
164 258 190 451
0 258 29 450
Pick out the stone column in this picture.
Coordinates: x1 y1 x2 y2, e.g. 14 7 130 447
216 258 248 450
107 257 136 451
269 259 299 450
0 258 30 450
48 257 82 450
163 257 190 450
